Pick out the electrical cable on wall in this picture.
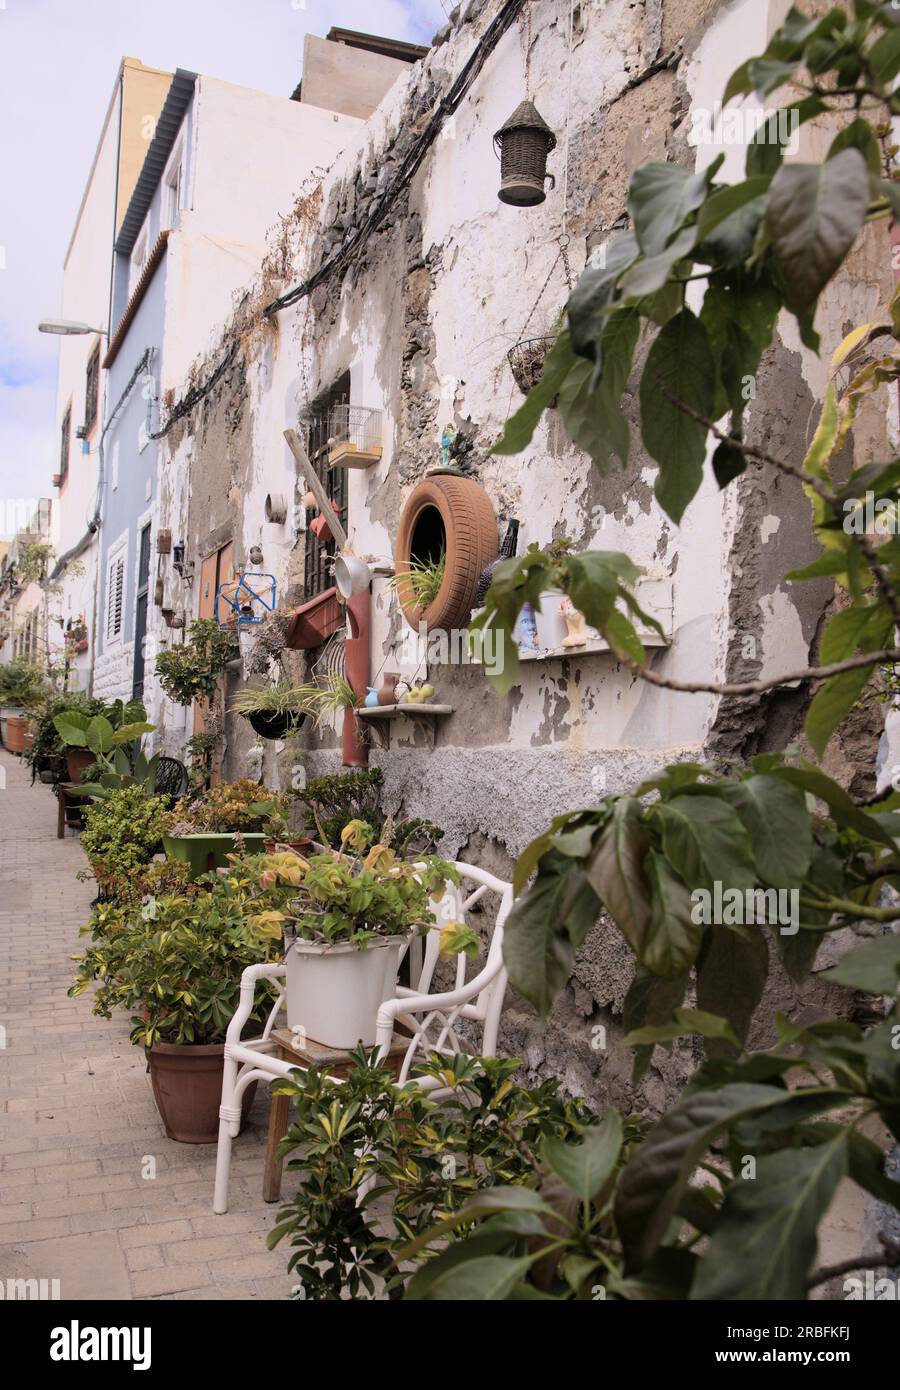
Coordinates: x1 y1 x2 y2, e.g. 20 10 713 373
147 0 528 441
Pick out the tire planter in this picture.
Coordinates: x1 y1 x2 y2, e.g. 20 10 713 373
163 831 268 879
148 1042 257 1143
243 708 305 741
394 472 498 631
3 716 29 755
285 935 409 1049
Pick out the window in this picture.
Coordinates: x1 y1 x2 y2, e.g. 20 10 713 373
303 374 350 601
164 144 184 229
59 404 71 489
84 343 100 434
105 542 126 645
129 224 149 296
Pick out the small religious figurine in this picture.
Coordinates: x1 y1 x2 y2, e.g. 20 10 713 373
440 422 457 466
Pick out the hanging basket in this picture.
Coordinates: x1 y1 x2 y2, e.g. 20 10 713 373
493 100 557 207
507 336 557 396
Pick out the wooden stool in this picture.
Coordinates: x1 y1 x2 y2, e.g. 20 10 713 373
262 1028 409 1203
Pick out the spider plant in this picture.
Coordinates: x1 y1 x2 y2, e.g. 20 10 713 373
390 551 445 609
230 682 311 718
292 675 358 725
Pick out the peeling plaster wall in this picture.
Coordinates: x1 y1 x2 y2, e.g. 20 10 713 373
152 0 896 1120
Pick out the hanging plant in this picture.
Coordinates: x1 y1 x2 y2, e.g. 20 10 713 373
155 618 239 705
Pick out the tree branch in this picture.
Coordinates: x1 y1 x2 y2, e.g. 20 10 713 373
626 646 899 697
807 1237 900 1291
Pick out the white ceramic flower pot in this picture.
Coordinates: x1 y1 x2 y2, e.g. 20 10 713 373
534 590 567 650
284 935 408 1049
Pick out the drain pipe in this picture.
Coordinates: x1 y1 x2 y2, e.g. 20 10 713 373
342 589 370 768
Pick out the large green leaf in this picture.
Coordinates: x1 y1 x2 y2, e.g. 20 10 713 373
85 715 115 755
502 850 600 1017
746 98 826 177
622 966 689 1086
767 149 870 319
628 162 717 258
690 1135 848 1299
718 775 812 889
806 605 894 755
696 925 769 1053
771 762 899 849
557 307 639 465
407 1252 536 1300
542 1113 623 1204
615 1083 808 1271
566 231 639 367
822 932 900 993
642 848 704 978
624 1006 741 1049
655 794 756 894
584 799 652 956
639 309 716 523
52 712 91 747
491 329 575 456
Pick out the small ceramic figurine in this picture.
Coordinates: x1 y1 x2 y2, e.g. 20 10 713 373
377 672 400 706
364 686 380 708
518 602 539 654
562 607 588 648
406 682 435 704
440 423 457 467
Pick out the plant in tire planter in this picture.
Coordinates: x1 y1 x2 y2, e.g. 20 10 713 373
69 873 291 1141
393 473 497 630
246 832 459 1049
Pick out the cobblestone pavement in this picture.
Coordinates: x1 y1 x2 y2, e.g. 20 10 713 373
0 750 296 1300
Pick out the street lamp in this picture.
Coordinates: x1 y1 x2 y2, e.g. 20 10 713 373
38 319 107 337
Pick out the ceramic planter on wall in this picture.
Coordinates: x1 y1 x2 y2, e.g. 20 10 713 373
284 935 409 1049
163 832 267 879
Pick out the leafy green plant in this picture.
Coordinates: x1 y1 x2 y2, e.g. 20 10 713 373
0 659 48 710
230 682 310 719
288 675 358 727
166 777 287 835
268 1049 604 1300
390 551 446 609
16 541 55 585
79 787 171 897
25 692 104 770
248 841 457 948
69 866 293 1047
291 768 444 854
155 618 239 704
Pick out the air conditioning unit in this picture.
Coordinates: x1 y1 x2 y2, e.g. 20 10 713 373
75 424 88 441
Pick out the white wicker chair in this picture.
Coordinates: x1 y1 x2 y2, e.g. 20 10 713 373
212 862 512 1214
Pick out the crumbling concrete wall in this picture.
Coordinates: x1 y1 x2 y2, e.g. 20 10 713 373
151 0 896 1125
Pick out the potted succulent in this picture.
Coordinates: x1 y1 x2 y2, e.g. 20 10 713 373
251 825 458 1049
162 778 288 878
70 870 292 1141
229 681 308 741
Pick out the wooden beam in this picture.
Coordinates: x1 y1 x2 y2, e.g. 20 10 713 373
283 428 348 551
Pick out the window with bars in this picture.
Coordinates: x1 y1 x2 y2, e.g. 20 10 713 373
84 343 100 434
303 373 350 600
59 404 71 488
105 544 126 645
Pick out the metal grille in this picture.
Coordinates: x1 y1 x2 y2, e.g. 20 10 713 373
303 373 350 600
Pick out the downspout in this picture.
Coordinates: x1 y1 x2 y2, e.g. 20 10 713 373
342 590 370 768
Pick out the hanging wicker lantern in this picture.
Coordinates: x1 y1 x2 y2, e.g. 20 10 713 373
493 100 557 206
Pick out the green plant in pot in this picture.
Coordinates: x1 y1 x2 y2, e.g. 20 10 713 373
247 830 458 1049
155 618 239 705
52 699 152 785
230 681 308 741
162 777 288 878
70 869 291 1142
0 659 48 754
79 786 171 900
26 692 104 782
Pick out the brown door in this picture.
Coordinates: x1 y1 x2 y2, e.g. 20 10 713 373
193 543 235 761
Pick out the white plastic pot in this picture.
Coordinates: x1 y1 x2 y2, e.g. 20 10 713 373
534 590 567 650
284 935 409 1049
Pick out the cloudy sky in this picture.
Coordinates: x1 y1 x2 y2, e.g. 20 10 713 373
0 0 446 535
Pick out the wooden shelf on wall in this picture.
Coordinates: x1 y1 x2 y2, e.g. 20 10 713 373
517 632 669 663
354 703 454 720
328 443 383 469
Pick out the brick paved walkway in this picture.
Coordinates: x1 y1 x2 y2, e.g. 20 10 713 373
0 749 296 1300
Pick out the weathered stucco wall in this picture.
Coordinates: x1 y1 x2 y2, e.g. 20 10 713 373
150 0 895 1118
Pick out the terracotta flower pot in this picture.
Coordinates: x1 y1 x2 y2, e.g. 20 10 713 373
66 747 95 783
4 716 29 756
148 1042 257 1144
